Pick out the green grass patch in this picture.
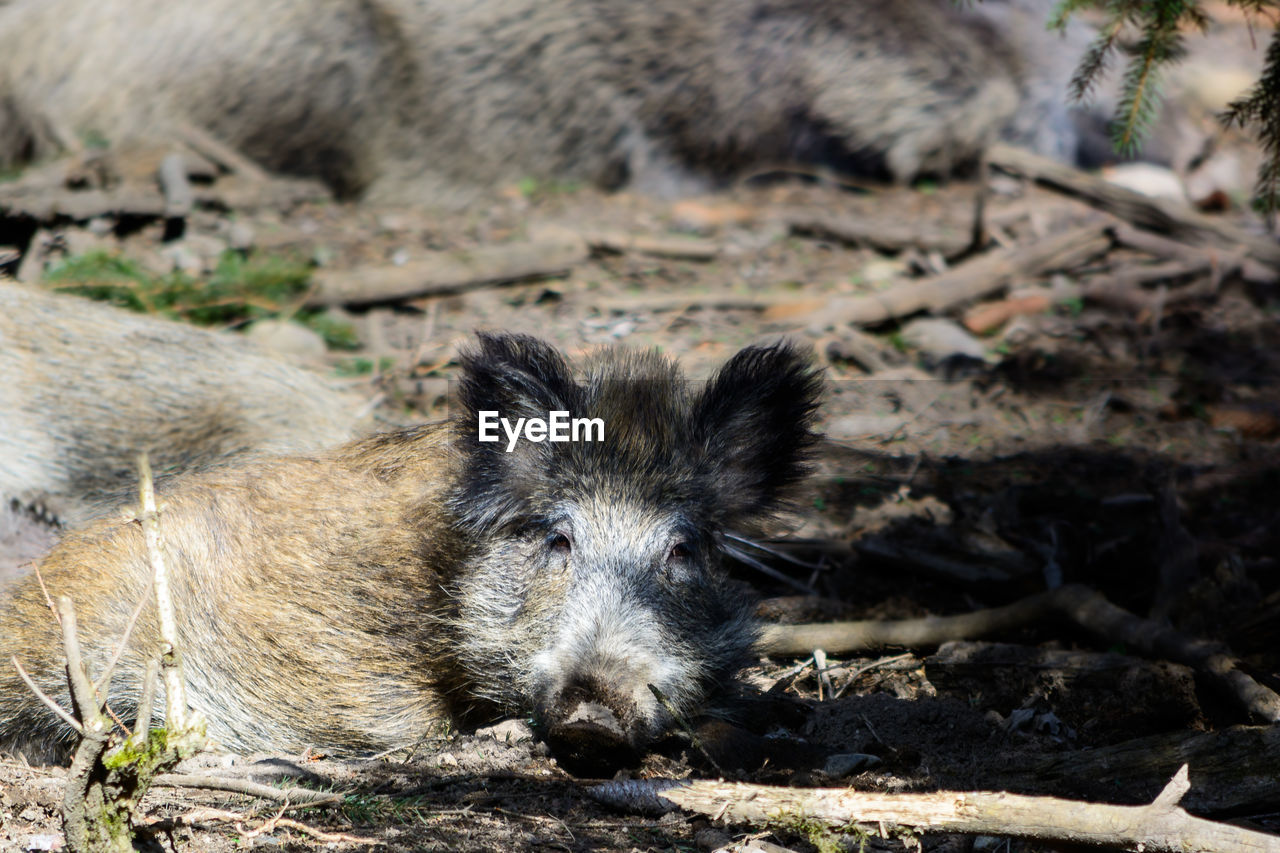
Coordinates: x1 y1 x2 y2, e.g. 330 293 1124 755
44 249 358 350
515 175 584 200
333 356 396 377
338 793 437 826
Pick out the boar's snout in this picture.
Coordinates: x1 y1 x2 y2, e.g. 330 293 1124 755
542 675 645 776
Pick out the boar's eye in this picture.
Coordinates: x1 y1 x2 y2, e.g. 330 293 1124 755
546 531 573 554
667 541 693 564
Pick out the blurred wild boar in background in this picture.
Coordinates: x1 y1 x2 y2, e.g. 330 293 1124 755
0 0 1091 204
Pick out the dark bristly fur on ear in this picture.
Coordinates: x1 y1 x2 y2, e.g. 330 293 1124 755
450 334 822 535
691 341 823 526
451 332 583 532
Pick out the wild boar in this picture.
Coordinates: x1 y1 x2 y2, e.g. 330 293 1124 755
0 0 1089 203
0 333 821 773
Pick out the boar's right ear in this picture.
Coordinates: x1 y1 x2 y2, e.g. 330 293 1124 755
692 342 822 525
452 332 581 531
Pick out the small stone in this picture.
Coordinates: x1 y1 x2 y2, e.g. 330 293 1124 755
1101 163 1187 203
311 244 337 267
377 213 410 232
227 222 256 252
820 752 882 778
60 228 113 258
860 257 905 284
436 751 459 767
825 414 909 440
900 317 988 362
244 319 328 360
159 233 227 274
160 243 202 274
476 718 534 744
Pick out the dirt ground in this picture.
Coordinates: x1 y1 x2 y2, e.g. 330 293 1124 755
3 16 1280 853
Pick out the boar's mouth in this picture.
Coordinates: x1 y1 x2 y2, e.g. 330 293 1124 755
539 681 647 776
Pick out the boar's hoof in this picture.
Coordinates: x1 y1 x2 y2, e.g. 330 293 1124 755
545 701 639 777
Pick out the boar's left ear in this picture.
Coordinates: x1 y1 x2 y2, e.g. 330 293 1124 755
456 332 579 419
452 332 581 531
692 341 823 525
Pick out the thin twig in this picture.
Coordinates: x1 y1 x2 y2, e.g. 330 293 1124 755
10 656 83 736
137 451 190 728
153 773 344 806
129 660 160 747
156 806 380 845
722 541 818 595
92 575 155 697
57 597 102 723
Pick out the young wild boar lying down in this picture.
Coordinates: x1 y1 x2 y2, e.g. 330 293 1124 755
0 282 365 580
0 333 822 772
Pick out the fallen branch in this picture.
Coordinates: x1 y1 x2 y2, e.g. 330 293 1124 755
592 766 1280 853
801 223 1110 330
137 452 197 732
988 143 1280 272
307 239 589 307
192 178 329 213
0 189 168 223
0 175 324 226
759 583 1280 722
787 212 972 258
1107 222 1258 282
174 122 271 182
582 230 721 260
595 292 808 314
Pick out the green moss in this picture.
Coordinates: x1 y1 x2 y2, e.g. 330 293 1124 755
102 728 170 770
769 815 872 853
297 309 360 350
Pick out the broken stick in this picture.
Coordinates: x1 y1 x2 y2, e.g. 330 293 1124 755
786 212 972 258
307 239 589 307
801 222 1110 330
581 230 721 260
988 143 1280 272
592 766 1280 853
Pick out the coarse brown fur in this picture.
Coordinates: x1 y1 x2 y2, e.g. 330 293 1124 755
0 334 822 767
0 283 365 576
0 0 1090 204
